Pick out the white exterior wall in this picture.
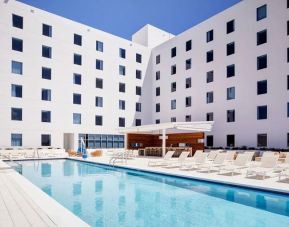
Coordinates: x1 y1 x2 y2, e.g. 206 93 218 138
151 0 289 148
0 0 288 149
0 0 151 148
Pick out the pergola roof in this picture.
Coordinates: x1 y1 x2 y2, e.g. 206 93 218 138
118 121 214 134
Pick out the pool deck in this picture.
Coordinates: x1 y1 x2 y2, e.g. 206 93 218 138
71 155 289 194
0 160 89 227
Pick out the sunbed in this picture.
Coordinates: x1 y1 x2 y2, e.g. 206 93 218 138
219 153 249 176
163 151 190 168
197 153 227 173
180 153 207 171
147 150 175 167
246 156 279 180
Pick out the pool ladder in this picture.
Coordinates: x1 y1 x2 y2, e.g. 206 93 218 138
0 154 23 174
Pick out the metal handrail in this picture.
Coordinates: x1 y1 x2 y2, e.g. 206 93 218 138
0 154 23 173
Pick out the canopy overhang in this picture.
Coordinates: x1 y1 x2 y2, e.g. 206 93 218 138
118 121 214 134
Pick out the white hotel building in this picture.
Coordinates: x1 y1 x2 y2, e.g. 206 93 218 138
0 0 288 150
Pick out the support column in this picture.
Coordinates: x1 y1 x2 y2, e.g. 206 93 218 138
162 129 166 157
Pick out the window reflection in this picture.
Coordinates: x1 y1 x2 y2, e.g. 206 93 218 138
41 163 51 177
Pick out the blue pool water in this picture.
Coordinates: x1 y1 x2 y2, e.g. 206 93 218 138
17 159 289 227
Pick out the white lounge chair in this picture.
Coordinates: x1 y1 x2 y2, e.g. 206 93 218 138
225 151 236 162
246 156 279 180
197 153 227 173
207 150 221 161
163 151 190 168
180 153 207 171
279 169 289 181
219 153 249 176
147 151 175 167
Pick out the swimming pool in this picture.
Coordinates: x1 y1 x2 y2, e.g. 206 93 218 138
17 159 289 227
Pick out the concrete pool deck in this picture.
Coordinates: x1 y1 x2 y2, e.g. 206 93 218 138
71 155 289 194
0 160 89 227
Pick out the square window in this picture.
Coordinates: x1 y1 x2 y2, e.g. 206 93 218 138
42 46 52 58
206 30 214 42
287 21 289 36
119 65 126 75
42 24 52 37
73 93 81 105
227 64 235 77
41 134 51 146
119 48 126 58
136 53 142 63
186 59 191 70
41 111 51 123
206 71 214 83
206 92 213 103
11 84 22 98
135 119 142 126
96 78 103 89
156 87 160 96
171 117 176 122
226 20 235 34
186 40 192 51
257 80 267 95
155 119 160 124
287 102 289 117
12 38 23 52
257 30 267 45
73 54 82 65
96 41 104 52
156 71 160 80
119 100 125 110
95 96 103 107
287 75 289 90
42 67 51 80
119 118 125 127
11 108 22 121
156 103 160 112
185 115 191 122
287 48 289 62
206 112 213 121
171 100 176 110
227 87 235 100
206 135 213 147
227 135 235 147
257 55 267 70
185 96 191 107
136 102 142 112
185 77 191 88
227 109 235 122
257 134 267 147
119 83 125 93
73 73 82 85
257 5 267 21
95 115 103 126
227 42 235 56
257 105 267 120
136 70 142 79
73 113 81 124
206 50 213 62
11 133 22 146
136 86 141 96
12 14 23 29
171 65 176 75
171 82 176 92
11 61 23 75
156 55 160 64
41 89 51 101
171 47 177 58
74 34 82 46
96 59 103 70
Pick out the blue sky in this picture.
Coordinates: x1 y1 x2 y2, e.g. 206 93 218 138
18 0 241 40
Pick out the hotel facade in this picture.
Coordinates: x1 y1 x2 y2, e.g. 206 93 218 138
0 0 288 150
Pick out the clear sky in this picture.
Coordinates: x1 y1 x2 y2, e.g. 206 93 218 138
17 0 241 40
